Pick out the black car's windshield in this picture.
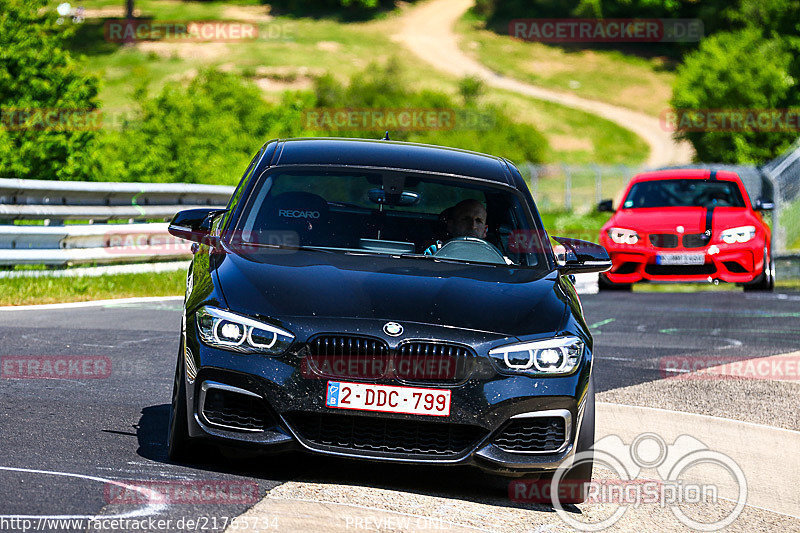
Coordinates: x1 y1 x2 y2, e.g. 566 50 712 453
229 169 547 268
622 179 746 209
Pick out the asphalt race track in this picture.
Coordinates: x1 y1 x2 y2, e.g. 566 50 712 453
1 291 798 532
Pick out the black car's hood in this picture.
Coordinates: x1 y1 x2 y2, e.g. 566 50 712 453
215 246 568 337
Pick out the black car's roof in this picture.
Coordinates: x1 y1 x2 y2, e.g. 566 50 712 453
266 138 515 185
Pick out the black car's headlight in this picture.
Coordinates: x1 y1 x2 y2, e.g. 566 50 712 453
195 306 294 355
488 336 584 375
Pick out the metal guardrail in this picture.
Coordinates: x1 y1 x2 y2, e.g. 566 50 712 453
762 139 800 255
0 178 233 220
0 179 233 266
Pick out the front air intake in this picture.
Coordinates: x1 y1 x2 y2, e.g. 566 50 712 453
492 413 568 453
199 382 273 432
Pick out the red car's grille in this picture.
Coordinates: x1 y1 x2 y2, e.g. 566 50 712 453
648 234 679 248
682 233 711 248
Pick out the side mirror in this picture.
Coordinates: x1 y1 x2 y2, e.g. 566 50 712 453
755 199 774 211
168 208 226 245
597 199 614 212
553 236 612 275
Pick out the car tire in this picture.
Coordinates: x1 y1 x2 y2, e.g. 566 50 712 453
167 345 206 463
743 246 774 292
540 376 595 505
598 273 632 292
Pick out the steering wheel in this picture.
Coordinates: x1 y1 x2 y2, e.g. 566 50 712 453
433 237 507 265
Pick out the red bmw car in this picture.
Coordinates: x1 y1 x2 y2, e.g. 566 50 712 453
598 169 774 291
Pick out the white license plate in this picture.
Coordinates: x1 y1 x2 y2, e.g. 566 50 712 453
326 381 451 417
656 253 705 265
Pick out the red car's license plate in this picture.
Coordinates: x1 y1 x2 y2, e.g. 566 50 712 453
326 381 451 417
656 253 705 265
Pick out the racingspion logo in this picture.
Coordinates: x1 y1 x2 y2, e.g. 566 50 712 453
278 209 320 219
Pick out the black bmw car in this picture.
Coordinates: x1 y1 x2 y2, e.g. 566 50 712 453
167 138 610 497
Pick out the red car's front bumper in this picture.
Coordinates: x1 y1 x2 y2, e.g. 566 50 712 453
599 237 765 284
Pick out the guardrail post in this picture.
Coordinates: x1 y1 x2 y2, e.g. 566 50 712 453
527 163 539 199
593 164 602 205
562 164 572 211
764 169 785 255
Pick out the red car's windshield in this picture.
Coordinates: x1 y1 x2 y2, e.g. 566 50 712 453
622 179 746 209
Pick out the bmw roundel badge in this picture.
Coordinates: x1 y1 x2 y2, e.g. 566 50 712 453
383 322 403 336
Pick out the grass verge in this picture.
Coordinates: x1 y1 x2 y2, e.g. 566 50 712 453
0 270 185 306
633 280 800 292
540 210 610 240
456 10 676 117
56 0 649 166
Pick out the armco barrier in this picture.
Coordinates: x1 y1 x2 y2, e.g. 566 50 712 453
0 178 233 219
0 179 232 266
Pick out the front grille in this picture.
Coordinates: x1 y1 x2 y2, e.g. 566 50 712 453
395 342 472 383
310 335 390 358
306 336 472 384
645 264 717 276
307 335 390 380
202 387 271 432
683 233 710 248
286 411 487 457
649 234 679 248
493 416 567 453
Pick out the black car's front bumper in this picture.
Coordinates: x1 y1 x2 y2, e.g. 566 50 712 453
181 316 592 475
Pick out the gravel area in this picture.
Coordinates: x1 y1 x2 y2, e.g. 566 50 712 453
230 480 798 532
598 377 800 431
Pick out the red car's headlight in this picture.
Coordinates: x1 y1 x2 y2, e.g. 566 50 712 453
607 227 640 245
719 226 756 244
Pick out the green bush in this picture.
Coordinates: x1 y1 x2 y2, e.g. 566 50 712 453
0 0 100 180
96 61 546 185
95 70 279 184
671 29 800 164
303 60 547 165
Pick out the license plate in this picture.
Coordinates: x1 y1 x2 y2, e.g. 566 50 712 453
326 381 451 417
656 253 705 265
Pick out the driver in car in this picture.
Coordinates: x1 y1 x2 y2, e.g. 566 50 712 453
424 199 488 255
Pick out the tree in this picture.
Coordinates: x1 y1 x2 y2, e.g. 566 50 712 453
0 0 100 179
671 29 800 163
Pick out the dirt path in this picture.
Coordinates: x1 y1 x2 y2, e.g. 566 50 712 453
392 0 694 167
